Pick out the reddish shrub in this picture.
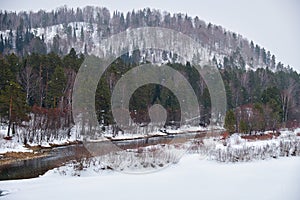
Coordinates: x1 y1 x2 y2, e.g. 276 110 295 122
221 132 230 140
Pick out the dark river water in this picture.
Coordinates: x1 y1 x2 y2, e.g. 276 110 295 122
0 132 212 180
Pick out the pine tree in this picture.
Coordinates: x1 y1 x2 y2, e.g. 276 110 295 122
63 48 80 71
95 78 113 125
80 26 84 42
0 34 4 53
0 55 27 137
52 34 60 54
0 81 29 136
7 29 13 49
199 88 211 124
47 66 66 108
239 120 248 134
224 109 236 134
271 55 276 69
261 48 267 64
16 26 24 54
0 56 14 90
250 40 254 51
73 27 77 42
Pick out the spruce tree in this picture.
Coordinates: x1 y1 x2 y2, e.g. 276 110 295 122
224 109 236 134
0 81 29 136
47 66 66 108
0 34 4 53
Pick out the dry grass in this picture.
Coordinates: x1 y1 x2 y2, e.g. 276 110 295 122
241 133 279 141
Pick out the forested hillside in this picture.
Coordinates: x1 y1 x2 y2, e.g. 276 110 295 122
0 6 299 144
0 6 293 71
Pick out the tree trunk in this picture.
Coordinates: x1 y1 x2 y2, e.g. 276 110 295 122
39 65 43 107
7 96 12 137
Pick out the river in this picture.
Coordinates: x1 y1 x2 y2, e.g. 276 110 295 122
0 131 218 180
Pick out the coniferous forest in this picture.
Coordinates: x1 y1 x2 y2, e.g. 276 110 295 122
0 6 299 144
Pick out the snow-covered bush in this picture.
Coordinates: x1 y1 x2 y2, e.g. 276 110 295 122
188 130 300 163
55 144 186 176
210 143 280 162
209 137 300 162
226 133 246 146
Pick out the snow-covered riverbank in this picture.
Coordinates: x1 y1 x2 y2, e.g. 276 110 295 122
1 127 300 199
0 125 220 154
1 155 300 200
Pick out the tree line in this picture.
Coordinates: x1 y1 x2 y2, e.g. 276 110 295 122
0 48 299 144
0 49 83 143
224 66 300 134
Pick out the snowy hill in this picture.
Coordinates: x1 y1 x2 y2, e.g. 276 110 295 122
0 6 289 71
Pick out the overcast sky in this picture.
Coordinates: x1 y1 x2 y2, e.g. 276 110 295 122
1 0 300 72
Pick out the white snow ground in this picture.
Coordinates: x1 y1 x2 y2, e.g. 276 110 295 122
0 127 32 154
0 155 299 200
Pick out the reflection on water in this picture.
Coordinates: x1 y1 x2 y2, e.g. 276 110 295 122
0 145 90 180
0 132 210 180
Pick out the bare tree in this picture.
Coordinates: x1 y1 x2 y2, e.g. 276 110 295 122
19 64 37 104
281 79 296 124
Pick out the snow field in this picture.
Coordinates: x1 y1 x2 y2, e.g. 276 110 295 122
0 155 299 200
